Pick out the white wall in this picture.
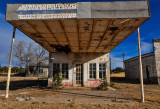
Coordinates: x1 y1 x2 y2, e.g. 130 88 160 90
48 52 110 87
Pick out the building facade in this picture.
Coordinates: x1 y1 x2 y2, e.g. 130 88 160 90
124 39 160 84
48 53 110 87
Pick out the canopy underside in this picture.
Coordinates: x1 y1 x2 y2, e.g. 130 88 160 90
9 18 147 52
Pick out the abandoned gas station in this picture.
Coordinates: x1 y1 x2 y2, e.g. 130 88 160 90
5 0 150 101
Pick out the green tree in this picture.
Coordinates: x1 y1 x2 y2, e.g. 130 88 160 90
0 66 8 73
12 66 19 73
112 67 124 73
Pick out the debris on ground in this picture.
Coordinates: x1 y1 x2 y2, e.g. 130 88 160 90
0 94 5 97
17 92 28 95
16 97 34 101
108 87 116 91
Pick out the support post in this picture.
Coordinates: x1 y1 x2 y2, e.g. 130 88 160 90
123 52 125 70
5 27 16 98
110 56 111 74
137 27 144 102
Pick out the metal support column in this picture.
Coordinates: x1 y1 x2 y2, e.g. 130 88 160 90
137 27 144 102
5 27 16 98
110 56 111 74
123 52 125 70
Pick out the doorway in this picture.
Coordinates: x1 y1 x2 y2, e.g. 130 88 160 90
75 64 83 86
146 65 150 83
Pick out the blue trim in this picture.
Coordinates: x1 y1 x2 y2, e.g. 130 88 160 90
17 9 77 15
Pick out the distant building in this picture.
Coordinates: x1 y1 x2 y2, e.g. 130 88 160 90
30 65 48 77
124 39 160 84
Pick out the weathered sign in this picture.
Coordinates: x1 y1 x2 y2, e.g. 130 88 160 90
17 3 77 19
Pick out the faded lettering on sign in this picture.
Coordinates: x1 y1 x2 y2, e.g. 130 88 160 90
17 3 77 19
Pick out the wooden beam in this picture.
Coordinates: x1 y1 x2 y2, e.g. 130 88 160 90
9 21 54 52
76 19 80 52
42 20 60 45
87 19 94 52
26 21 55 52
102 18 147 52
59 20 72 50
94 20 112 52
102 19 128 52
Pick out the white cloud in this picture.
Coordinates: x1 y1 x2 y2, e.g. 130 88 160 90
141 41 153 53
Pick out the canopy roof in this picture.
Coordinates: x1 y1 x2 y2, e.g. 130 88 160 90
6 1 150 53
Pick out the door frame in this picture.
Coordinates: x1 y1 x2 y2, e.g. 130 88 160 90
74 63 84 87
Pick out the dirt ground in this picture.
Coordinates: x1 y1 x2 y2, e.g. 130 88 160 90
0 73 160 109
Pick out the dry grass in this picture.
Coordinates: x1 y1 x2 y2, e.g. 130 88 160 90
110 72 125 77
0 76 160 109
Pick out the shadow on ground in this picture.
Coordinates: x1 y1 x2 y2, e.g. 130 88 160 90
0 76 155 91
111 77 156 84
111 77 140 84
0 79 47 90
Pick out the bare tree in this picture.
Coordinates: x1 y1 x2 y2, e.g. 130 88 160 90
33 45 49 76
14 41 48 76
14 41 35 75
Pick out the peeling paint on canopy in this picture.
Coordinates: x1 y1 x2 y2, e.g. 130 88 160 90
6 1 150 53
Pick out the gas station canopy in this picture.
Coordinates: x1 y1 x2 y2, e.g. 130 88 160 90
6 1 150 53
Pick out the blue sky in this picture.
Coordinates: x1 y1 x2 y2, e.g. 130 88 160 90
0 0 160 69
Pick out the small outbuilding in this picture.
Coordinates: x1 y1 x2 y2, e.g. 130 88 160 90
30 64 48 76
124 39 160 84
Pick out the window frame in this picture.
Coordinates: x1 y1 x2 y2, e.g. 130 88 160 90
99 63 106 79
62 63 69 79
53 63 60 74
89 63 96 79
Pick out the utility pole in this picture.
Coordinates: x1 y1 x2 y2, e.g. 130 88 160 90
110 56 111 74
122 52 125 70
5 27 16 98
137 27 144 102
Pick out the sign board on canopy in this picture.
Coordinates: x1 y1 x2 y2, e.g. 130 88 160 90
17 3 77 19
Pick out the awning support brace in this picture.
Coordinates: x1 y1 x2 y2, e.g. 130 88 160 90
5 27 16 98
137 27 144 102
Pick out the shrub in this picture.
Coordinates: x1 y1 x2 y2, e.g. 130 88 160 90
97 77 109 91
51 69 63 90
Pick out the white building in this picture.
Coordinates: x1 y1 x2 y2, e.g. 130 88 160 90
49 53 110 87
124 39 160 84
